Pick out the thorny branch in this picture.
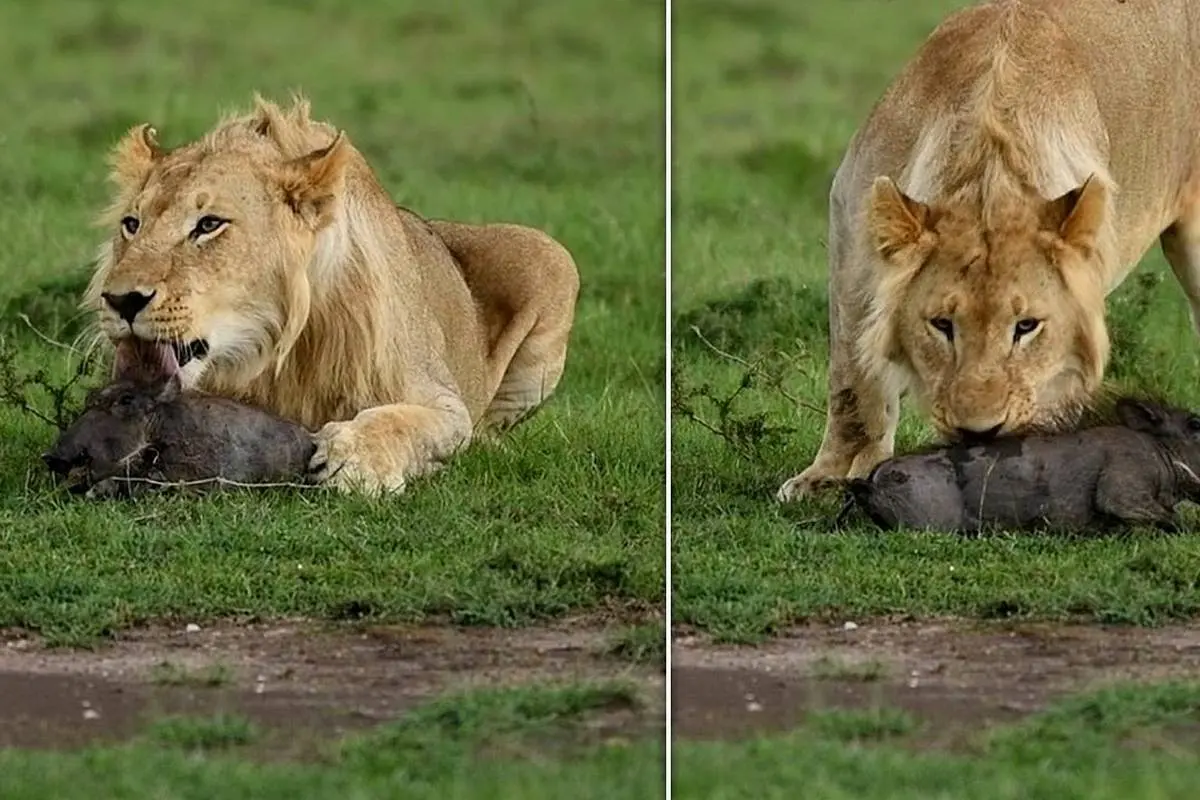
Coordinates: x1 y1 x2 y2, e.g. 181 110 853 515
108 476 322 491
689 325 824 416
672 325 825 461
0 321 101 431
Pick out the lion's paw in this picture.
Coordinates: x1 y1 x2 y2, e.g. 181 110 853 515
776 466 848 503
308 420 407 497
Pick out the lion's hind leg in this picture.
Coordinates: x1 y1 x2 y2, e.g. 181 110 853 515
1162 213 1200 340
481 308 571 431
428 220 581 433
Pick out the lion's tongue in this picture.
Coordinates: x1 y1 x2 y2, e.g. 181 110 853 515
113 338 180 382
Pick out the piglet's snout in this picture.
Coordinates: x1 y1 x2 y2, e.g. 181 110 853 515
41 446 96 493
41 451 70 475
42 447 88 475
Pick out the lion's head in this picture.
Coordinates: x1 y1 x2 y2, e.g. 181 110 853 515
83 95 354 395
858 173 1112 441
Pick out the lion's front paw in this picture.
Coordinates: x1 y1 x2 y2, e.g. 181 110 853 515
777 446 891 503
308 420 407 497
776 466 848 503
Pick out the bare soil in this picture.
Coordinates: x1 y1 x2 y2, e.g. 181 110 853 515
0 615 664 759
672 618 1200 747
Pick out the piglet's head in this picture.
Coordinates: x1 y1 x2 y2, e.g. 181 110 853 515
1115 397 1200 441
41 343 182 495
1116 397 1200 493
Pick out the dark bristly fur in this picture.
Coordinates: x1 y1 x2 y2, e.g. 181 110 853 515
41 370 316 499
840 396 1200 534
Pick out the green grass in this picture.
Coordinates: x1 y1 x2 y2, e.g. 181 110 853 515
810 656 889 683
337 680 643 773
672 681 1200 799
146 713 260 751
804 707 919 743
0 0 664 645
0 683 664 799
149 660 235 687
671 0 1200 641
605 620 668 666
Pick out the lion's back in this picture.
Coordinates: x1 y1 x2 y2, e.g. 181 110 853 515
838 0 1200 212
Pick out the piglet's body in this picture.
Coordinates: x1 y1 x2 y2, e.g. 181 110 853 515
844 398 1200 534
43 372 315 499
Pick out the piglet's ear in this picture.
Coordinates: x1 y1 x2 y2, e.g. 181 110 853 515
1115 397 1164 435
112 339 140 382
155 373 182 404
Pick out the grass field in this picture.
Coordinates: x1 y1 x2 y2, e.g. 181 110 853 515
0 0 665 794
673 681 1200 800
0 682 664 799
671 0 1200 642
671 0 1200 795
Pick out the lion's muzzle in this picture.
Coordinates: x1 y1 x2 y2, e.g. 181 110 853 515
101 289 156 324
953 422 1004 444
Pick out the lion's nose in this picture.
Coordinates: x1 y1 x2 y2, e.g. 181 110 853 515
101 290 156 324
955 423 1004 443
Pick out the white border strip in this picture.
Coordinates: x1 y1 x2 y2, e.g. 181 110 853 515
663 0 674 793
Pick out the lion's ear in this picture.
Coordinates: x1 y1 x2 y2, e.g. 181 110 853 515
867 176 935 263
109 124 163 188
1042 174 1108 254
278 131 350 227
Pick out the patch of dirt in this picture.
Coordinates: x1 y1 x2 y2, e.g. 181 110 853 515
672 618 1200 747
0 615 664 759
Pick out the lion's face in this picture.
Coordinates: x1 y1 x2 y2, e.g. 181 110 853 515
896 231 1097 439
87 115 350 389
864 175 1111 441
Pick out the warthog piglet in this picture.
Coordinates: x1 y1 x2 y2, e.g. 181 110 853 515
842 397 1200 533
42 367 316 499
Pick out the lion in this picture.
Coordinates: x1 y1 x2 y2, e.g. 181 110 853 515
82 94 580 495
778 0 1200 502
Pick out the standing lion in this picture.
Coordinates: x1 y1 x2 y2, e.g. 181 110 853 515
84 94 580 496
779 0 1200 502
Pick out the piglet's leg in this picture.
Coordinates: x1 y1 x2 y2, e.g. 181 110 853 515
1093 474 1179 531
84 479 123 500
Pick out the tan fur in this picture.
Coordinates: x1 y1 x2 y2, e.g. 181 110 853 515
83 94 580 495
779 0 1200 502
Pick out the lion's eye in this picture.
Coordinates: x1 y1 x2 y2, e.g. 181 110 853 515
929 317 954 341
120 216 140 236
191 215 227 238
1013 318 1042 341
1187 416 1200 432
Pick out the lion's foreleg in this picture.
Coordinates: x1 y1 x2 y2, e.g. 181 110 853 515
777 338 899 502
777 221 899 503
308 397 473 496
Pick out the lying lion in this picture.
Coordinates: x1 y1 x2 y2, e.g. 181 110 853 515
83 94 580 495
779 0 1200 502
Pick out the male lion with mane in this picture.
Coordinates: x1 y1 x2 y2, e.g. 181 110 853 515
779 0 1200 502
84 94 580 495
